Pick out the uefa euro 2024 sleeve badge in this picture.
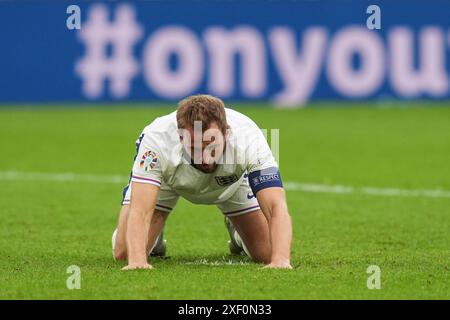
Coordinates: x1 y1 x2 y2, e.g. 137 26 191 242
139 150 158 172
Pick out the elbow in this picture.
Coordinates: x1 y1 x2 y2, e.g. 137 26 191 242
270 201 289 218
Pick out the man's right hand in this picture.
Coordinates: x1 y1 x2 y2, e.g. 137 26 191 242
121 263 153 271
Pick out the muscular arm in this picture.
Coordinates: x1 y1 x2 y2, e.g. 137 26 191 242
256 187 292 269
123 182 160 270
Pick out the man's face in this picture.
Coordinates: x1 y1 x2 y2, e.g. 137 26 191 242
179 121 226 173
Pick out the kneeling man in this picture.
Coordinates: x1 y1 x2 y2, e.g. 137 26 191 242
113 94 292 270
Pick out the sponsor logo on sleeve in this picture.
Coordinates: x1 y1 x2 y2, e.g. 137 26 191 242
253 173 280 185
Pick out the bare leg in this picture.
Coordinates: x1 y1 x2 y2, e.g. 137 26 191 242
113 204 169 261
229 210 271 264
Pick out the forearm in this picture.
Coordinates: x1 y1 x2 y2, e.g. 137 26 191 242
126 208 150 265
269 203 292 264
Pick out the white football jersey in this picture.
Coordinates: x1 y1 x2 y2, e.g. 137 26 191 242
130 108 278 205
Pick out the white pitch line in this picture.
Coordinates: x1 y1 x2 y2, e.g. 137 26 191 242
1 170 450 199
0 170 126 184
283 182 450 199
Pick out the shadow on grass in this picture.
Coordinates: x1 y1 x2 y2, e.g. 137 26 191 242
57 252 257 270
168 253 255 267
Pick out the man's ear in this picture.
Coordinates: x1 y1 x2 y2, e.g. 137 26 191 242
177 128 184 142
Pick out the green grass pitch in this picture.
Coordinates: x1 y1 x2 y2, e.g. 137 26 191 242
0 102 449 299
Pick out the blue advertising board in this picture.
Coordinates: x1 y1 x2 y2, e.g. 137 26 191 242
0 1 449 106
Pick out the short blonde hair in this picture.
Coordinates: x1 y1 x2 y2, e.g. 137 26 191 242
176 94 228 134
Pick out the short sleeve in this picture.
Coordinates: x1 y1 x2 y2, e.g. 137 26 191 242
245 126 278 174
131 133 163 187
241 125 283 195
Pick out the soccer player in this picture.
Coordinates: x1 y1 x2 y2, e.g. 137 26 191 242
112 95 292 270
